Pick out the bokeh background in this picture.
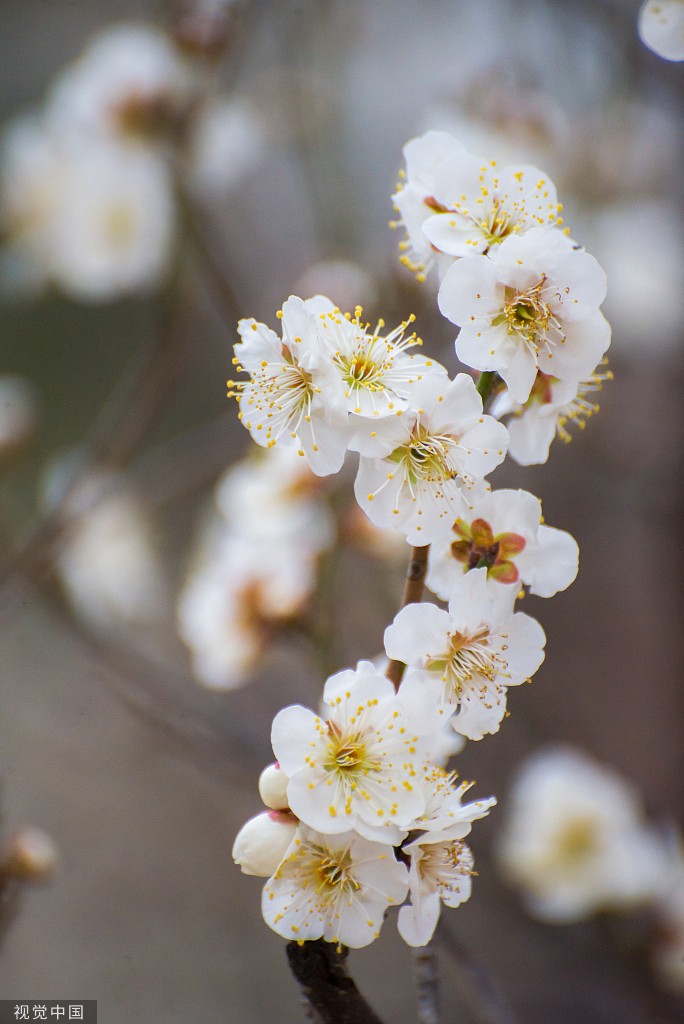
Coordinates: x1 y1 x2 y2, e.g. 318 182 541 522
1 0 683 1021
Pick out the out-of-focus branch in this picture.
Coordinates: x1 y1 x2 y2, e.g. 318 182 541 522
29 576 266 785
385 545 430 689
413 946 440 1024
0 286 191 621
436 922 520 1024
286 940 386 1024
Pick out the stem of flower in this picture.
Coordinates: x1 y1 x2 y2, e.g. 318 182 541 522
385 545 430 690
475 371 496 405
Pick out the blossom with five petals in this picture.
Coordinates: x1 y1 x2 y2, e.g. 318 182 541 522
262 825 409 948
351 375 508 545
426 489 579 605
384 569 546 740
438 228 610 404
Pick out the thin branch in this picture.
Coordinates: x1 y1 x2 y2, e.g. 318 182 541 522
436 921 519 1024
385 544 430 689
0 290 191 622
413 945 440 1024
286 940 386 1024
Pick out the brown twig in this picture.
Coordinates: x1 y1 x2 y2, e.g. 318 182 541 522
286 940 386 1024
385 544 430 689
413 945 441 1024
436 921 519 1024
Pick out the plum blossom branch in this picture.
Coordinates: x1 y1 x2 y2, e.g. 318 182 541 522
386 544 430 689
286 940 386 1024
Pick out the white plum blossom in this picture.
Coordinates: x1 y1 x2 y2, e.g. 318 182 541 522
639 1 684 60
179 444 334 688
351 374 509 545
438 228 611 404
178 533 319 689
48 142 175 301
0 116 175 300
392 130 471 281
271 661 434 841
232 296 350 476
42 462 167 632
494 367 611 466
392 131 564 282
399 836 474 946
233 811 298 877
262 825 409 948
411 766 497 836
384 569 545 740
215 446 334 554
316 303 448 418
427 488 579 604
496 747 668 923
46 23 196 146
397 768 495 945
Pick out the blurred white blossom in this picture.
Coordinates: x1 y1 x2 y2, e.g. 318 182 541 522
497 747 667 923
46 23 198 147
44 463 167 631
639 1 684 60
0 117 175 301
178 447 334 688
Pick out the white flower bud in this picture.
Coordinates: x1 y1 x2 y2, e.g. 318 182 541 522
232 811 296 877
258 763 289 810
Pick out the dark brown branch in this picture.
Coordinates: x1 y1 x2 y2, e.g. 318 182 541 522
286 940 386 1024
385 544 430 689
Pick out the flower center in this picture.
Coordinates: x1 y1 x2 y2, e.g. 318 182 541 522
478 199 516 247
390 424 458 485
450 517 525 585
313 849 360 896
551 817 599 868
426 628 498 696
340 351 386 391
494 278 562 352
323 724 378 778
420 838 473 894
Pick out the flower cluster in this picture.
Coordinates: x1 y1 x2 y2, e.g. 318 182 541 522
233 661 495 947
231 132 609 952
178 446 334 688
0 23 264 301
393 130 612 466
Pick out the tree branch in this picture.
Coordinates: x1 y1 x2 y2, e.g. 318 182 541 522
385 544 430 689
286 940 386 1024
413 945 440 1024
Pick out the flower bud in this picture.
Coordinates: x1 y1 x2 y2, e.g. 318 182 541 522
258 763 289 810
4 827 57 882
232 811 296 877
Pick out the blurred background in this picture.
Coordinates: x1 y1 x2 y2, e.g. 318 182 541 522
1 0 683 1021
